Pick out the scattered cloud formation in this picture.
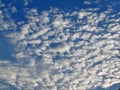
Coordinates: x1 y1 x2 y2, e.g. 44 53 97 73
0 0 120 90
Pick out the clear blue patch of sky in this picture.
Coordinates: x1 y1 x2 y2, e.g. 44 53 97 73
0 31 17 63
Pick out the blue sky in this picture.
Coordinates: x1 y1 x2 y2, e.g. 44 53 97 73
0 0 120 90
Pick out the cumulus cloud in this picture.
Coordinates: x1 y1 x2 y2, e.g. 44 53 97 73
0 10 16 31
0 1 120 90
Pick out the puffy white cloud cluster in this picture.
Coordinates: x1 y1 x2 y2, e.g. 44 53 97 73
0 0 17 31
0 1 120 90
0 10 16 31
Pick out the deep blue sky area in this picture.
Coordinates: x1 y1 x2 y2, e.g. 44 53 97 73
1 0 119 11
25 0 108 13
30 0 84 10
0 31 16 63
1 0 85 21
1 0 118 22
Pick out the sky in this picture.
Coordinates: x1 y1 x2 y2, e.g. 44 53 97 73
0 0 120 90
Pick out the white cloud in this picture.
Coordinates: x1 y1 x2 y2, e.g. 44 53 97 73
30 28 50 39
1 4 120 90
0 9 16 31
108 23 120 32
24 0 32 6
78 11 87 19
11 6 17 13
27 40 41 45
84 1 91 5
